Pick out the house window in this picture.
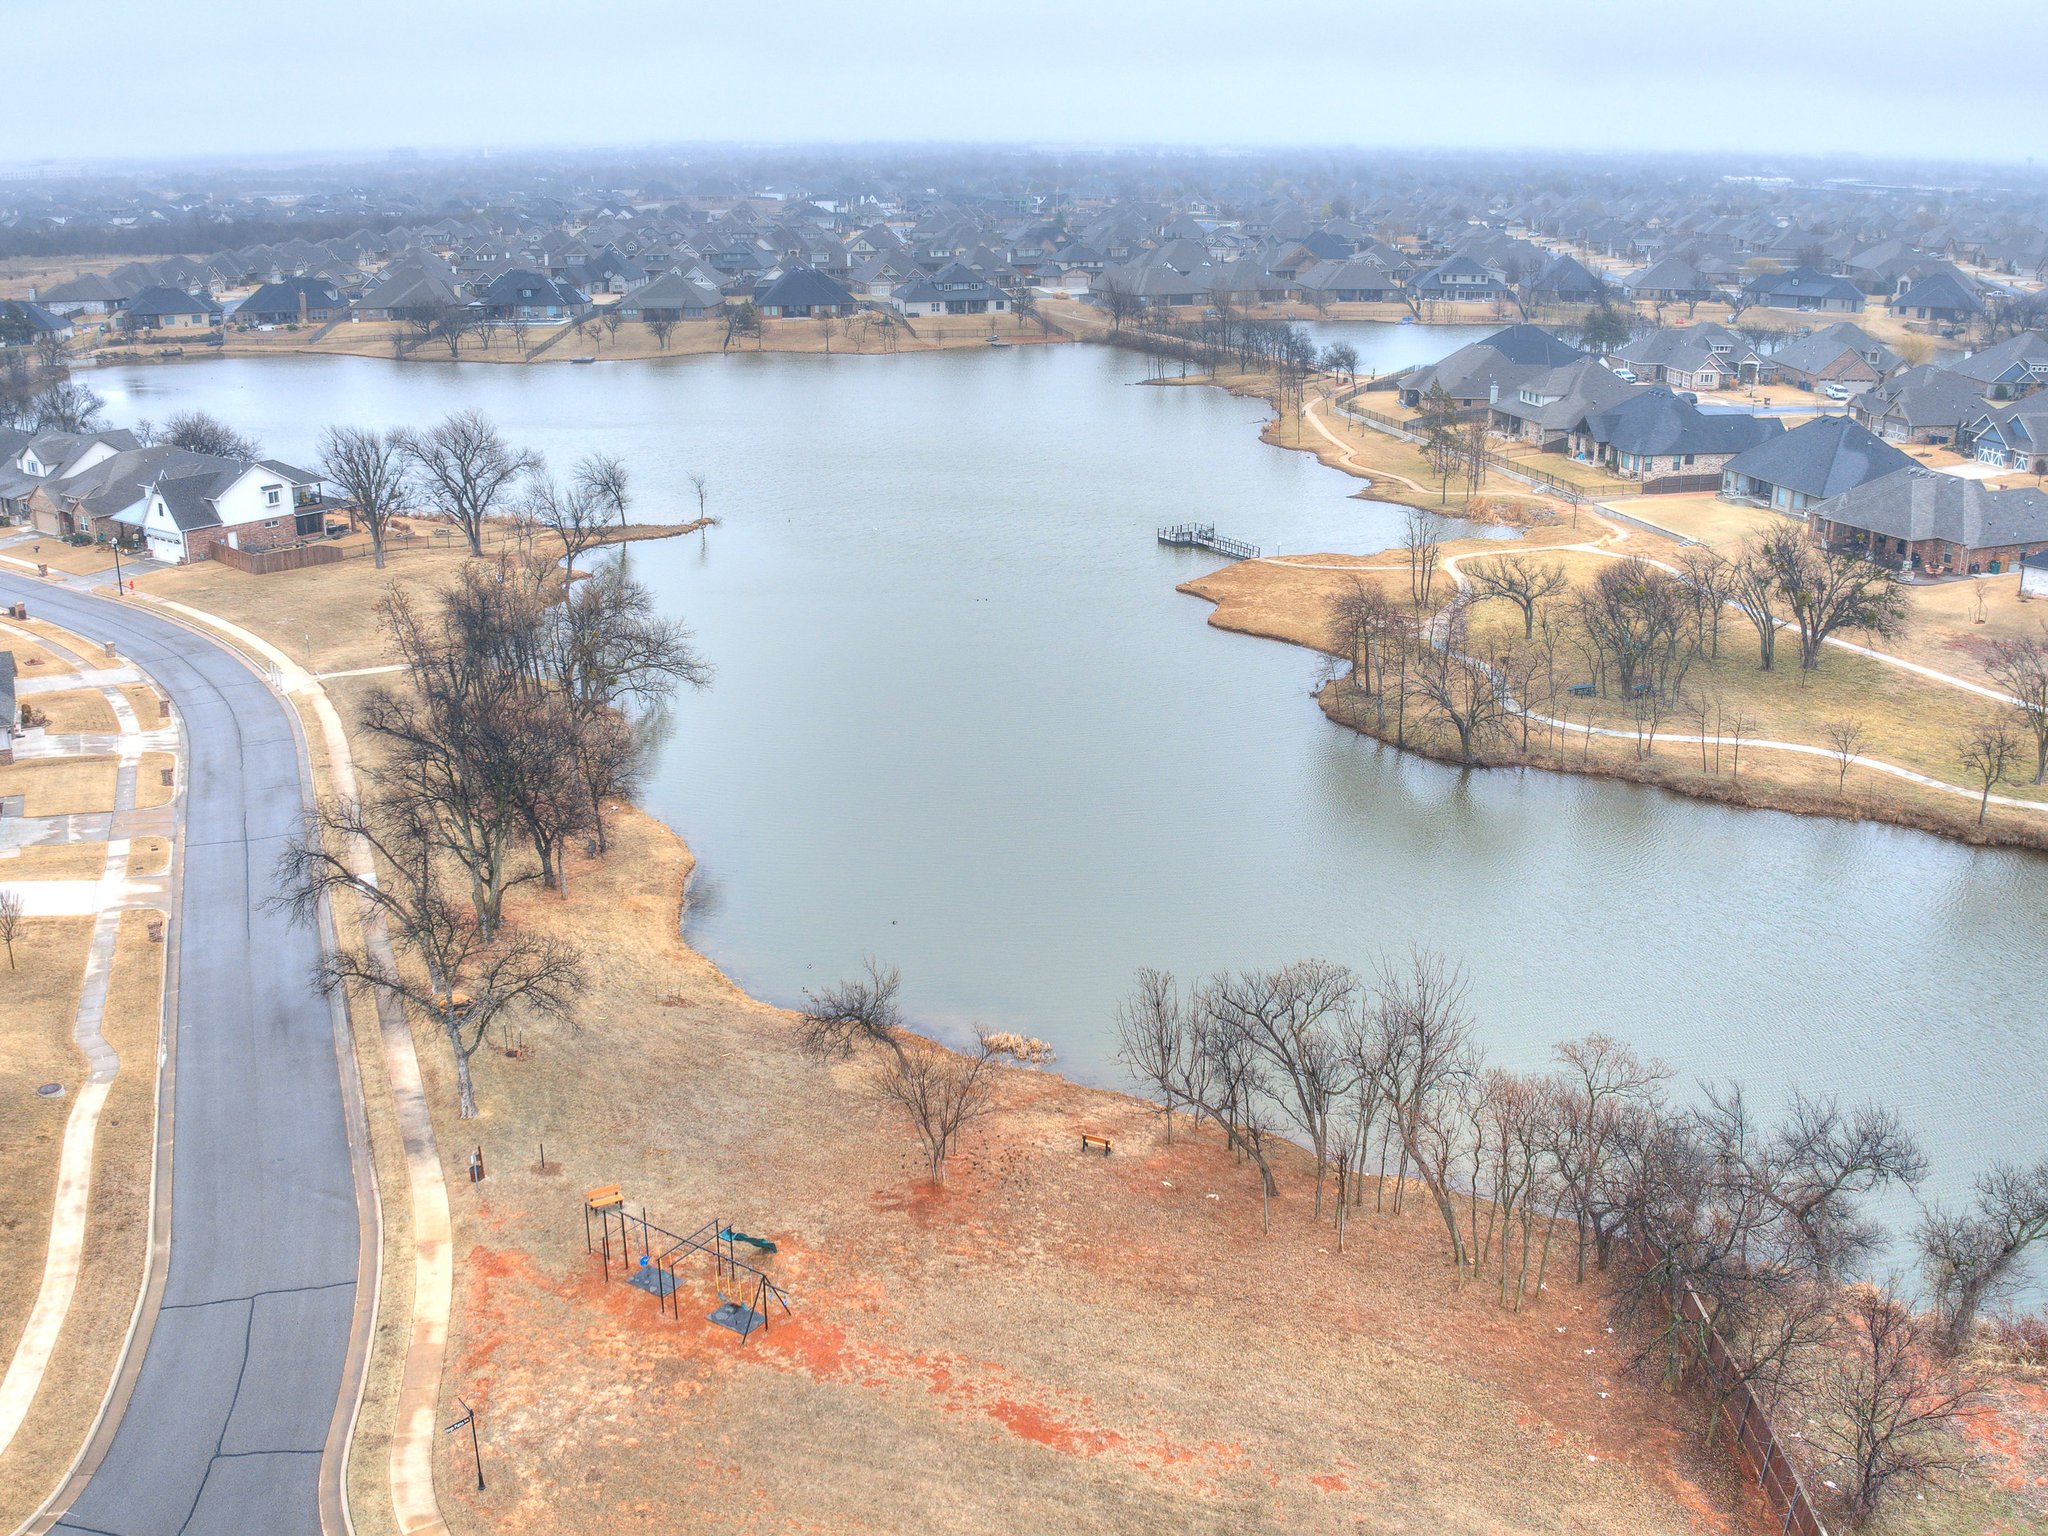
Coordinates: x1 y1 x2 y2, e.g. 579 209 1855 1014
264 486 282 507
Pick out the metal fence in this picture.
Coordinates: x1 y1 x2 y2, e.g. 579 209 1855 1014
1675 1281 1832 1536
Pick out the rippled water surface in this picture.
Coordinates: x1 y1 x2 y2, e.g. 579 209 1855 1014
103 332 2047 1238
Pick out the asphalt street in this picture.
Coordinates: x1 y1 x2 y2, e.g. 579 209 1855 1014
2 578 359 1536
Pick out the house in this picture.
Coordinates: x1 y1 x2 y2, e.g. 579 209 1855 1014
236 277 349 327
1573 390 1783 486
1621 257 1720 305
1963 400 2048 472
22 443 228 542
1526 252 1607 306
1766 322 1900 392
1850 364 1988 444
1295 259 1403 304
1612 324 1769 390
889 262 1007 317
1891 270 1982 325
753 267 856 319
1808 468 2048 577
35 272 132 316
476 270 588 322
354 264 466 322
1397 324 1584 408
0 299 72 344
121 285 220 329
1405 254 1513 306
617 269 725 321
1090 263 1210 312
0 430 141 526
1489 357 1638 449
1945 332 2048 399
133 458 338 565
1721 415 1916 514
1742 266 1865 313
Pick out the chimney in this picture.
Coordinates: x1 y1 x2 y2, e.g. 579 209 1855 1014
1488 382 1499 405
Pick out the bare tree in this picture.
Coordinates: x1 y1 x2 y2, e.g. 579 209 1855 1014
1325 575 1399 699
1113 967 1193 1141
1984 626 2048 783
1419 384 1460 505
0 888 22 969
1809 1283 1978 1527
317 425 413 570
1369 947 1478 1274
1407 599 1509 763
523 471 612 570
1403 507 1443 609
1574 557 1696 701
1918 1156 2048 1354
1727 538 1782 671
798 956 910 1070
1465 553 1568 637
1551 1034 1673 1280
1760 533 1908 672
648 315 676 351
163 409 261 460
1958 715 2020 823
1823 716 1869 793
275 793 582 1118
397 409 540 555
870 1031 1001 1182
574 452 632 530
1673 546 1735 659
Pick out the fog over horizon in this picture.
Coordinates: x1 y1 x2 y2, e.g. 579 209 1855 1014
11 0 2045 171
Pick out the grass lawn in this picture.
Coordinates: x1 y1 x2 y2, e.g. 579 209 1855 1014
0 844 112 880
133 753 176 809
1596 493 1787 551
0 916 95 1380
0 757 119 818
23 689 117 735
0 909 165 1528
7 542 122 579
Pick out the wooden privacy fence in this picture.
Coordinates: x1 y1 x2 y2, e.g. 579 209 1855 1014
208 541 346 576
1675 1281 1832 1536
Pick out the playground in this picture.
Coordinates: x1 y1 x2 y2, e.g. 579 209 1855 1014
421 806 1752 1536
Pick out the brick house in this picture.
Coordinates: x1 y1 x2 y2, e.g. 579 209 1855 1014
1808 467 2048 577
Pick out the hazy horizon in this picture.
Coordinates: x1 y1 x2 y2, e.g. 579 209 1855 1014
13 0 2045 171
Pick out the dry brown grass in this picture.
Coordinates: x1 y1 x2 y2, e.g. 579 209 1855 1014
411 809 1748 1536
133 753 176 809
0 638 75 680
8 542 123 578
0 909 165 1528
23 688 117 735
120 682 167 729
0 916 94 1377
125 839 170 879
0 757 118 817
1598 493 1787 550
1 844 111 880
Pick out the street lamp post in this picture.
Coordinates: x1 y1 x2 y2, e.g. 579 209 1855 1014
110 541 124 596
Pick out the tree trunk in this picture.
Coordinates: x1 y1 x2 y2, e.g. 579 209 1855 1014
447 1015 478 1119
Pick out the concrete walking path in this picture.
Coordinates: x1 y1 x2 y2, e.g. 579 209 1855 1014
144 595 453 1536
0 624 173 1463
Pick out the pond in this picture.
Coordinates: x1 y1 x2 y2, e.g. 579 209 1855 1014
98 331 2047 1257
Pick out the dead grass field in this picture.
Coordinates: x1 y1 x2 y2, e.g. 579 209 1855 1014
0 756 118 817
125 838 169 879
23 688 117 735
120 683 165 727
0 917 94 1376
133 752 175 809
413 809 1750 1536
0 909 165 1528
4 541 123 579
1 844 112 880
1598 493 1788 550
0 254 169 301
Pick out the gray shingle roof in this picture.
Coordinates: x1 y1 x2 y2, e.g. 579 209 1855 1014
1724 415 1916 499
1812 468 2048 550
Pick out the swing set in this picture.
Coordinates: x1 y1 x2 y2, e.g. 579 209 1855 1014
584 1186 791 1341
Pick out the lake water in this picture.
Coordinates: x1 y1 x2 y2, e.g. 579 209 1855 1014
98 330 2046 1256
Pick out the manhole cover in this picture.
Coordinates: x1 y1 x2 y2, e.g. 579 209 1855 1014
36 1083 63 1097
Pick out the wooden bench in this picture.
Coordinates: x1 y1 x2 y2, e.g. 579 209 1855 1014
585 1183 623 1212
1079 1134 1112 1157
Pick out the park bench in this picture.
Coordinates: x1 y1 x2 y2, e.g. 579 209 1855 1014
1079 1134 1113 1157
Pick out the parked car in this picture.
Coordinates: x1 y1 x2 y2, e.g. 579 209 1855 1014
1821 383 1851 401
1610 367 1637 382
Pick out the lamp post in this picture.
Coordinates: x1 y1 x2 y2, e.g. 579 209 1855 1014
110 541 124 596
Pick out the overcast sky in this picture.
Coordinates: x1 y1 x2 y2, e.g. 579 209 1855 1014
12 0 2043 169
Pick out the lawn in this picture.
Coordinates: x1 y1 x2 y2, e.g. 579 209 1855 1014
0 909 166 1529
22 688 117 735
0 757 119 818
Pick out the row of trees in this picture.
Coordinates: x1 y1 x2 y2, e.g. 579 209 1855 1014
278 543 710 1117
314 408 643 569
1108 950 2047 1526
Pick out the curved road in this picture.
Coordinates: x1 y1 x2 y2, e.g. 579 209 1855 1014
2 576 366 1536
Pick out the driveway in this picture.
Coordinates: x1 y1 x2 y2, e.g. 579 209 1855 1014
0 578 363 1536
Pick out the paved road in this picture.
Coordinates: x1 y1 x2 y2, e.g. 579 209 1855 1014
2 577 360 1536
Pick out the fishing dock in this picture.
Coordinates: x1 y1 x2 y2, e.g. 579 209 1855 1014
1157 523 1260 560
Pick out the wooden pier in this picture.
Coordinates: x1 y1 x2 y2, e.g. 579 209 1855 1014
1157 523 1260 560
